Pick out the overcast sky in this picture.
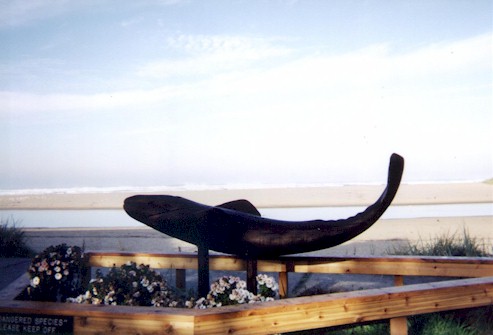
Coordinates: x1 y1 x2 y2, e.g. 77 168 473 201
1 0 491 190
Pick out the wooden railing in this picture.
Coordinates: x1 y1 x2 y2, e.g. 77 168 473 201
1 252 492 335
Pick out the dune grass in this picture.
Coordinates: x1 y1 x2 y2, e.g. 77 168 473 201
0 217 34 258
483 178 493 185
388 228 491 257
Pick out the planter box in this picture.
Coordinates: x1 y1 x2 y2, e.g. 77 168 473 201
1 254 493 335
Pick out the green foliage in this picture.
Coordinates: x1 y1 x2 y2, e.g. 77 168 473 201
285 322 389 335
69 261 182 307
411 314 478 335
332 323 389 335
194 274 278 308
446 306 493 335
26 244 88 302
287 315 484 335
0 217 34 258
388 228 491 257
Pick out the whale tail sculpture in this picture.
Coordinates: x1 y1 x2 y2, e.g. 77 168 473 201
124 153 404 296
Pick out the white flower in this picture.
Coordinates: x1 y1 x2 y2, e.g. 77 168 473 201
141 278 149 287
54 273 62 280
66 248 72 256
229 289 247 303
63 269 69 276
92 297 102 304
54 266 61 273
210 282 225 294
103 292 116 305
31 276 40 287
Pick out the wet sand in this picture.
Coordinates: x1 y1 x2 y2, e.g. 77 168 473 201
1 182 492 209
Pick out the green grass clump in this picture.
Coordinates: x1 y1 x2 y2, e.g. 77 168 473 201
0 218 34 258
333 323 389 335
388 228 491 257
285 322 388 335
410 314 478 335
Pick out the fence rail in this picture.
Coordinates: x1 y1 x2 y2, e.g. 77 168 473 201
1 253 492 335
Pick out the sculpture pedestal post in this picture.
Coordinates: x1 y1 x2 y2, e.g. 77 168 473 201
198 246 210 297
246 259 258 295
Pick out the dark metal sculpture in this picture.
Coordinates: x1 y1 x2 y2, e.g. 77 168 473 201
124 153 404 296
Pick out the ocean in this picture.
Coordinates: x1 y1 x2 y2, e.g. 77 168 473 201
1 203 492 229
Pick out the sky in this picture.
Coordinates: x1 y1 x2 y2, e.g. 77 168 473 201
0 0 492 190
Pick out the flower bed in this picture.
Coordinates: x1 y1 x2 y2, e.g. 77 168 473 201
22 244 279 310
24 244 88 302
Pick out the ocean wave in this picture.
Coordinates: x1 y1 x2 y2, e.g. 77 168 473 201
0 183 357 196
0 180 484 196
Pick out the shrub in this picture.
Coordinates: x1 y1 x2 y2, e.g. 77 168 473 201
0 218 34 258
69 261 183 307
388 228 491 257
418 315 478 335
68 263 279 309
193 274 278 308
285 322 388 335
446 306 493 335
26 244 88 302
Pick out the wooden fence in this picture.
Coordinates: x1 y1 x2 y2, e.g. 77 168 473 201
1 252 492 335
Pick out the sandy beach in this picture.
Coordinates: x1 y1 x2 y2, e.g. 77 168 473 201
2 182 492 256
22 216 492 257
1 182 492 209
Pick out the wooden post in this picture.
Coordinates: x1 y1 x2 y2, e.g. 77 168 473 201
278 271 288 298
198 246 210 297
246 259 258 294
81 256 91 290
175 269 186 291
390 275 408 335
